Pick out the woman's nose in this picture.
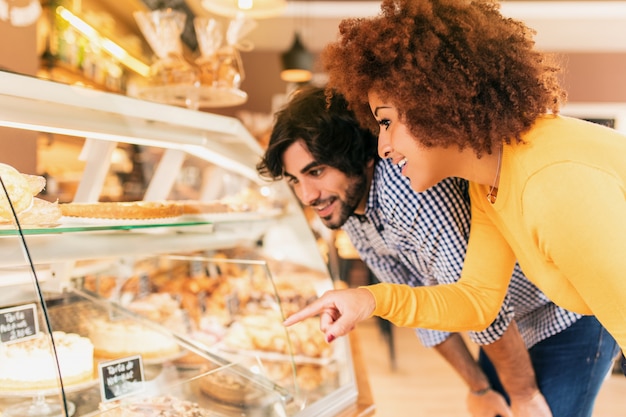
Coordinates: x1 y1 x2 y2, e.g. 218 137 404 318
378 133 392 159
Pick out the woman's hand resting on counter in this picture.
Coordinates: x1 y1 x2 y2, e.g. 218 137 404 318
283 287 377 342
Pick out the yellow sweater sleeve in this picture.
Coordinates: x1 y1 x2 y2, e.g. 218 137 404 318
362 196 517 332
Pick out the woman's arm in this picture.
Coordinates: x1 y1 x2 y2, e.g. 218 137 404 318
284 200 516 338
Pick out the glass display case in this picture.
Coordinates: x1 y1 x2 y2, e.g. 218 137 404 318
0 70 359 417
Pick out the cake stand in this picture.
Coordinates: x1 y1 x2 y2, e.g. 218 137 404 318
1 379 97 417
134 84 248 110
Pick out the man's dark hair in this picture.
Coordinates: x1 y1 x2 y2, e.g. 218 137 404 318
256 86 378 180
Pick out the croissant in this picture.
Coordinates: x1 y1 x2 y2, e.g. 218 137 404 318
0 162 61 227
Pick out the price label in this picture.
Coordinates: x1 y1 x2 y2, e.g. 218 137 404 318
138 272 150 298
189 260 203 278
0 303 38 344
98 355 145 402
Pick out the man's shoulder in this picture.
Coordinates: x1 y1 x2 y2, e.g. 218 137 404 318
373 160 469 207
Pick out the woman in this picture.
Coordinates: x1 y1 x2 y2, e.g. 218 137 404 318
283 0 626 368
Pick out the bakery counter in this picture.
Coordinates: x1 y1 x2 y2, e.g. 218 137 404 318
0 70 363 417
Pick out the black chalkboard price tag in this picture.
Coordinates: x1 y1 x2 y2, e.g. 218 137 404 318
0 303 39 344
98 355 145 402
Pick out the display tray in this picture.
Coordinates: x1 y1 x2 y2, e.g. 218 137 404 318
94 350 189 367
0 208 286 236
174 344 333 370
0 219 214 236
1 378 99 398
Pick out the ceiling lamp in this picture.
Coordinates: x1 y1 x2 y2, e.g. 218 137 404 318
201 0 287 19
280 32 313 83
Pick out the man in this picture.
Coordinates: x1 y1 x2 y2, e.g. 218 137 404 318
257 86 618 417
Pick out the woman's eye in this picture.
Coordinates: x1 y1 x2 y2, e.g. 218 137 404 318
378 119 391 130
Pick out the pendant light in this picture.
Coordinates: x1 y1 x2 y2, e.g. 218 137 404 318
280 32 313 83
201 0 287 19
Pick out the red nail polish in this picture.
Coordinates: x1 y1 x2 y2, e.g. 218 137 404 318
327 334 335 343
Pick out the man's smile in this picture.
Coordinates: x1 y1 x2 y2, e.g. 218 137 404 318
313 197 337 218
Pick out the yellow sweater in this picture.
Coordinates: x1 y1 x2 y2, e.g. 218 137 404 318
366 115 626 351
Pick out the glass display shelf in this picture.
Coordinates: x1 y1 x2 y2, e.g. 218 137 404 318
0 225 271 269
0 220 214 237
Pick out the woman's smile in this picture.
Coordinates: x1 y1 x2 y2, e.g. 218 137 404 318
397 157 408 175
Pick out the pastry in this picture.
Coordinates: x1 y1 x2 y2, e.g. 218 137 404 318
8 197 62 226
99 395 214 416
222 313 331 358
0 163 61 226
59 201 183 220
89 294 186 361
0 162 34 219
176 200 232 215
89 317 181 360
198 364 270 407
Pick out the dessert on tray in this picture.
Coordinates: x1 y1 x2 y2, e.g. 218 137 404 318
98 395 215 417
0 331 94 391
88 293 187 361
59 201 183 220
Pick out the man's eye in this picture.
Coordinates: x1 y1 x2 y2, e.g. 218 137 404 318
378 119 391 130
286 177 298 185
310 168 323 177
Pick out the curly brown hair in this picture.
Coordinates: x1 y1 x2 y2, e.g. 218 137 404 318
321 0 567 156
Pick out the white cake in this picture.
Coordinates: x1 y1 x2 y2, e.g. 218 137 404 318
0 331 94 391
89 294 184 360
89 318 180 360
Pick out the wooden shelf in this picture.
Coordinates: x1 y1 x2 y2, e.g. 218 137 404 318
38 57 123 93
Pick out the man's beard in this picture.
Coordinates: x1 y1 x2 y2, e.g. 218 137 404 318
317 173 367 230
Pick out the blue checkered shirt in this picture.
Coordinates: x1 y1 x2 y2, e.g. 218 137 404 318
342 158 581 348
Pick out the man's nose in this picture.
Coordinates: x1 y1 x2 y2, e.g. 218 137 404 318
298 180 320 206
